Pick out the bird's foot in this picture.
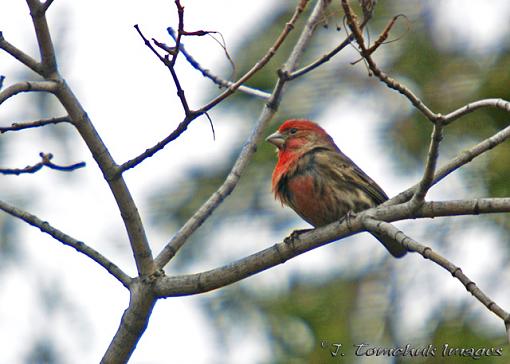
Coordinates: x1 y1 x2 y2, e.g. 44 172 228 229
284 228 312 245
340 211 358 230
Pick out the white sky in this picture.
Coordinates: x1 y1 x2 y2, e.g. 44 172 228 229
1 0 510 363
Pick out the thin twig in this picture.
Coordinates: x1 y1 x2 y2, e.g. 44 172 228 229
443 98 510 125
196 0 311 114
0 199 132 288
363 217 510 342
170 0 185 66
155 197 510 297
388 122 510 205
341 0 439 122
166 27 270 99
0 115 70 133
288 1 377 81
0 32 44 75
0 152 86 175
0 80 58 105
134 25 192 116
411 122 444 205
155 0 329 269
119 0 311 174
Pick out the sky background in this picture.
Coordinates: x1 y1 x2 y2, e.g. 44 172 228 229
2 0 510 363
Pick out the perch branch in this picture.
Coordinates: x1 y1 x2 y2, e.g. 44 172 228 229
155 197 510 297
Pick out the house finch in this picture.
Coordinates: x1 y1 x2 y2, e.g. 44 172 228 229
266 119 406 258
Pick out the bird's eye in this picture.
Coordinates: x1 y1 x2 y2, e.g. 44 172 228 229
289 128 297 134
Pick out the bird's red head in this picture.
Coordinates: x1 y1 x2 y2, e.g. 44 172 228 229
266 119 333 152
267 119 338 194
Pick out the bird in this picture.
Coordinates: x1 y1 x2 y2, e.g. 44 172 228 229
266 119 406 258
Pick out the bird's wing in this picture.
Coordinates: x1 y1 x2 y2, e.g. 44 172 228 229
310 147 389 205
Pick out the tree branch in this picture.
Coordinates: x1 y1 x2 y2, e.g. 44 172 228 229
26 0 58 76
118 0 312 174
443 98 510 125
363 217 510 342
55 82 156 277
155 197 510 298
287 0 377 81
0 32 44 75
166 27 271 100
134 24 193 117
196 0 311 114
41 0 55 13
341 0 439 122
0 199 132 288
0 80 58 105
0 152 85 175
101 281 157 363
389 122 510 205
410 122 444 206
0 115 70 133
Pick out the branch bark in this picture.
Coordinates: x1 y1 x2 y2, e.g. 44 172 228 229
389 122 510 205
155 198 510 297
0 199 131 288
363 217 510 342
0 80 58 105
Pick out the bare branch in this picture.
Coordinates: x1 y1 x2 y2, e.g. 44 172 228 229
289 35 353 80
170 0 185 66
443 98 510 125
117 113 205 174
56 83 156 276
389 122 510 205
363 217 510 341
101 281 157 363
288 2 378 81
41 0 55 13
134 24 192 116
0 199 132 288
166 27 271 100
411 122 444 205
26 0 58 75
155 197 510 298
197 0 311 113
341 0 439 122
154 0 338 269
0 152 85 175
0 80 58 105
0 115 70 133
0 32 44 75
119 0 312 174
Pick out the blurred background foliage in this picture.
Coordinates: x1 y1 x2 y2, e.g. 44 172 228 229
148 0 510 363
2 0 509 363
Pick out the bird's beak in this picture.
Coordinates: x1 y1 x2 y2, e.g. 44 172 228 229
266 131 285 149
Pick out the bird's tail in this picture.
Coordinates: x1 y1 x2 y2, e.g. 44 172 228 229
371 231 407 258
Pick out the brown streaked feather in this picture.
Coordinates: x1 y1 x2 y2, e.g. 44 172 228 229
274 146 388 227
